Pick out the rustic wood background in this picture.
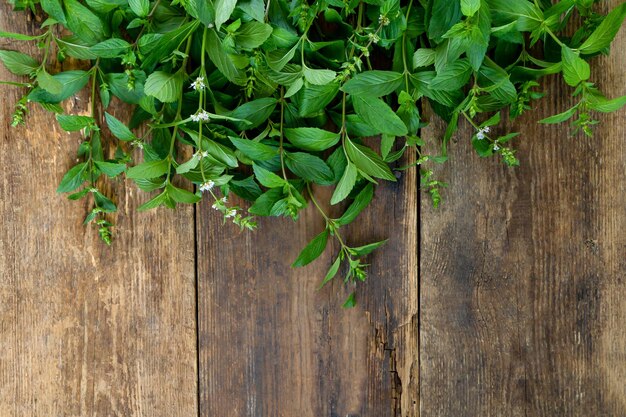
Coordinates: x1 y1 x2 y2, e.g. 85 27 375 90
0 2 624 416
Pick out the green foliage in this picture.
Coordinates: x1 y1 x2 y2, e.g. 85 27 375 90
1 0 625 305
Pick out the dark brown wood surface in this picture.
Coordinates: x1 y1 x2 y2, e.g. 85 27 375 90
0 2 625 417
419 3 626 415
0 6 197 416
197 158 419 416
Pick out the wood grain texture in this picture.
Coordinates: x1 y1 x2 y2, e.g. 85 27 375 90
197 151 418 416
0 7 197 417
419 4 626 416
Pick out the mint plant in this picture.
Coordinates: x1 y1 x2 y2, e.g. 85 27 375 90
1 0 625 306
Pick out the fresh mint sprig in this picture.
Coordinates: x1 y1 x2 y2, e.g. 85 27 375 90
1 0 625 306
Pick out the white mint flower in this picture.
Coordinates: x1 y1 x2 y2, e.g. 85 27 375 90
475 126 490 140
493 144 500 151
190 76 205 91
195 150 209 159
225 208 237 218
211 202 220 210
368 33 380 44
199 181 215 192
379 15 390 26
220 196 227 203
191 110 210 123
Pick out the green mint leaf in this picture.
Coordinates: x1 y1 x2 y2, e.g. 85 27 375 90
41 0 67 25
345 138 397 181
235 21 273 49
94 161 127 177
0 31 41 41
578 2 626 55
266 43 299 72
90 38 132 58
331 163 358 205
284 127 340 151
126 159 169 180
342 71 404 97
175 155 200 174
319 256 342 289
342 292 356 308
249 188 284 216
230 137 278 161
487 0 544 32
413 48 436 69
36 70 63 95
431 60 473 91
428 0 462 41
539 106 578 124
0 50 38 75
561 46 590 87
141 21 200 69
336 184 374 226
56 35 98 60
128 0 149 17
105 112 137 141
230 176 262 201
144 71 184 103
252 164 286 188
350 239 388 256
285 152 334 185
205 28 247 85
137 191 168 211
215 0 238 30
56 114 93 131
380 134 395 160
64 0 105 45
57 162 88 193
229 98 278 129
461 0 480 17
292 230 329 267
27 70 90 104
166 183 201 204
303 67 337 86
352 96 408 137
299 82 340 117
588 94 626 113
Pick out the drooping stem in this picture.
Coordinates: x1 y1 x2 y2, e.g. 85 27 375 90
306 183 352 259
278 86 289 184
165 34 194 184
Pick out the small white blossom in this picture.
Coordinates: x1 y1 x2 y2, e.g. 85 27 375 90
190 76 205 91
225 208 237 218
211 202 220 210
195 150 209 159
191 110 210 123
368 33 380 44
199 180 215 192
475 126 490 140
220 196 227 204
493 144 500 151
379 14 390 26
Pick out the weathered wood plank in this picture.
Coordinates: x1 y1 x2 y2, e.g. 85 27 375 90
197 154 418 415
419 8 626 416
0 8 197 416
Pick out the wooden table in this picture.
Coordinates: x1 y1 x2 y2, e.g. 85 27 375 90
1 2 624 416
